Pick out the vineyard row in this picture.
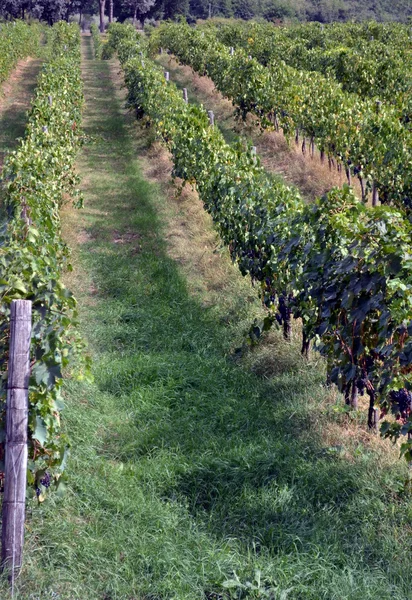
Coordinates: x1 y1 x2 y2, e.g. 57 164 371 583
0 22 85 498
153 22 412 212
207 20 412 110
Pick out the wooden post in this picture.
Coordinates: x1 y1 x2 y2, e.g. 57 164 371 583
345 165 351 185
1 300 31 587
159 47 163 54
351 380 358 410
358 176 366 202
367 391 379 432
373 408 379 433
251 146 257 162
230 46 234 56
372 182 379 206
164 71 170 82
183 88 188 103
48 95 52 106
208 110 214 126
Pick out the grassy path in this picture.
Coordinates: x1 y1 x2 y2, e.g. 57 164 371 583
8 36 412 600
0 58 43 208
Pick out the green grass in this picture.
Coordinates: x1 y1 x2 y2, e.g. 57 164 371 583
7 36 412 600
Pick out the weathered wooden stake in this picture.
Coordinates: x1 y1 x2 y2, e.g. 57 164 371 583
358 176 366 202
1 300 32 590
47 95 52 106
351 381 358 410
230 46 234 56
183 88 188 103
372 182 379 206
251 146 257 162
345 165 351 185
208 110 214 126
301 138 306 155
159 47 163 54
373 408 380 433
164 71 170 82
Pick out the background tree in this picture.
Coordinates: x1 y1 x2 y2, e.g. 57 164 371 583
232 0 256 19
113 0 155 24
162 0 188 19
189 0 233 19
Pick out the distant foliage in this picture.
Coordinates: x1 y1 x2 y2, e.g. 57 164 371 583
90 22 102 57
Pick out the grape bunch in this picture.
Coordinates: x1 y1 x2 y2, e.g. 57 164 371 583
40 472 51 489
390 389 412 420
278 295 292 323
357 377 367 395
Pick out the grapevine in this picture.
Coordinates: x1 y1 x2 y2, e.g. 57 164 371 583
0 22 87 498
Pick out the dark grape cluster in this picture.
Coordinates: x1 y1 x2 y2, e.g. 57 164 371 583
390 389 412 420
278 295 291 322
40 472 51 489
357 377 367 395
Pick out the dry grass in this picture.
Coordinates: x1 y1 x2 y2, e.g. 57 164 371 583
0 57 33 105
